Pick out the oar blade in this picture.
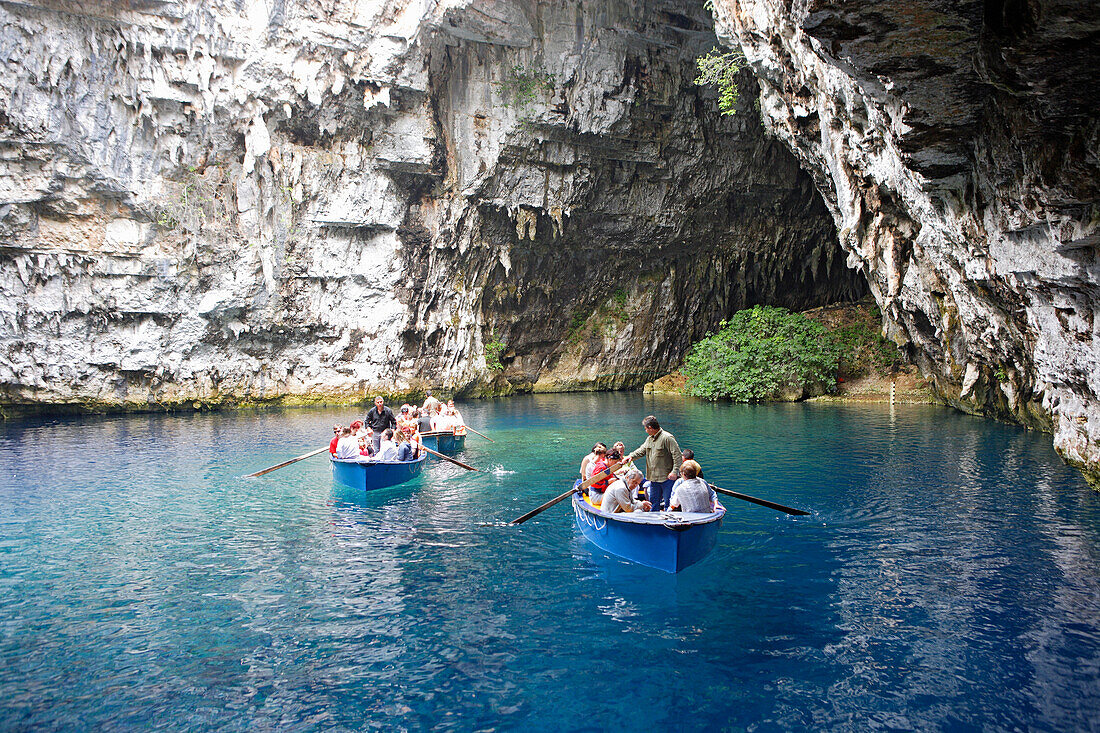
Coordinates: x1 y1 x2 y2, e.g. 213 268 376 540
709 483 809 516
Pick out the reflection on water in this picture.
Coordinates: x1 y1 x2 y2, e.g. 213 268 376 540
1 395 1098 730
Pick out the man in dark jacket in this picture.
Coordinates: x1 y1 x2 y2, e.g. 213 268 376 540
365 396 397 451
626 415 683 511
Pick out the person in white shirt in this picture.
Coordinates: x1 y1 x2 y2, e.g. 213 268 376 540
600 469 651 514
334 427 361 460
446 400 465 427
668 460 717 513
376 429 399 461
432 408 457 432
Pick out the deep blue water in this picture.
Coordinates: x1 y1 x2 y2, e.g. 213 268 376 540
2 394 1099 731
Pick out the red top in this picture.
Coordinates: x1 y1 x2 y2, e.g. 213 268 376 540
329 436 339 454
590 458 610 491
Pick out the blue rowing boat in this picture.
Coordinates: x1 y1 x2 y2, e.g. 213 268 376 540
331 454 427 491
420 432 466 454
572 492 726 573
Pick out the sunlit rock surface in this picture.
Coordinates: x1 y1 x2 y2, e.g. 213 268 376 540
713 0 1100 483
0 0 859 413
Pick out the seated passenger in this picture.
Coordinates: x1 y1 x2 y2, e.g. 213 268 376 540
580 443 606 481
668 460 716 513
397 405 417 433
681 449 704 478
612 441 637 476
601 469 651 514
400 423 422 451
334 427 361 460
358 435 375 457
376 429 399 461
396 430 419 461
417 406 433 433
446 399 465 427
432 408 457 432
329 424 341 455
587 446 612 503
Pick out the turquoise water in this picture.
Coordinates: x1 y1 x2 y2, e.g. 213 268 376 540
2 393 1099 730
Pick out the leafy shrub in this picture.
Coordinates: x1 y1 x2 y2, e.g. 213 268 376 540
693 47 745 116
484 334 507 372
682 306 840 401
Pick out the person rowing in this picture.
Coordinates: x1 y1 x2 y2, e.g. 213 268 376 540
329 424 342 455
333 427 361 460
587 447 615 504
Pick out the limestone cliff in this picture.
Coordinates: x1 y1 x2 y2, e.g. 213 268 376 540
714 0 1100 483
0 0 859 413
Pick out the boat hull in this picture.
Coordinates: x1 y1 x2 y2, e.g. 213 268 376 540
572 493 725 573
420 433 466 454
331 454 426 491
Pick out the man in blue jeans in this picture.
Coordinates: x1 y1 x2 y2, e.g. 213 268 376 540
626 415 683 511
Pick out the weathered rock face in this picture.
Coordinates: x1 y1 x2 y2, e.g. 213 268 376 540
0 0 860 411
714 0 1100 484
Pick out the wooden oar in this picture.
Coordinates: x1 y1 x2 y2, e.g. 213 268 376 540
507 461 624 525
419 444 479 471
509 487 578 525
579 460 623 492
465 426 495 443
708 483 809 516
246 446 329 477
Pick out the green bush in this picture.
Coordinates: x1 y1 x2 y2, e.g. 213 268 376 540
693 47 745 116
682 306 840 401
485 334 507 372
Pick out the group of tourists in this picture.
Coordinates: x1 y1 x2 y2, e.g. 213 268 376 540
579 415 717 515
329 390 466 462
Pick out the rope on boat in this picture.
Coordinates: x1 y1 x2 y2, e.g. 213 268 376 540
574 503 607 531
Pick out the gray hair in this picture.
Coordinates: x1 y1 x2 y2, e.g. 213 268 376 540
625 468 643 483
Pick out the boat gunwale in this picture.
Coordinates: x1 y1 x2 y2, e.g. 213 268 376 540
330 454 428 467
573 492 726 527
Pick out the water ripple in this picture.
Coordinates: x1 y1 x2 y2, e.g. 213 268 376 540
0 399 1098 730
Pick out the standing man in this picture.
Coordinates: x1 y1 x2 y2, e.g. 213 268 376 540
626 415 683 512
365 395 397 451
422 389 441 417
